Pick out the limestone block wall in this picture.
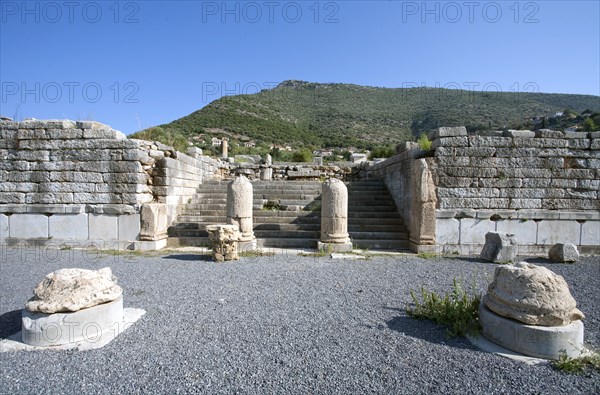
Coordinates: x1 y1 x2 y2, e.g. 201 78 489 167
430 129 600 254
360 128 600 254
0 119 220 248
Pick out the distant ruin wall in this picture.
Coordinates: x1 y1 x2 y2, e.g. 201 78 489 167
361 128 600 254
0 119 219 248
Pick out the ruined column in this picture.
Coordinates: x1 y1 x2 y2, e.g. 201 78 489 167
206 224 240 261
260 154 273 181
319 178 352 252
227 175 256 251
222 139 228 160
409 158 437 252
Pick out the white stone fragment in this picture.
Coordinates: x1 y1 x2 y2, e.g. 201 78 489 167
483 262 584 326
26 267 122 314
548 243 579 263
480 232 518 263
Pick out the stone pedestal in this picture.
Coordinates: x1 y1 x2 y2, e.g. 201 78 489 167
22 296 124 347
227 175 256 250
480 262 586 360
140 203 168 241
479 303 584 360
206 224 240 261
320 178 352 252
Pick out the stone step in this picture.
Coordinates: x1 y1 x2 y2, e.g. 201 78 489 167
348 218 406 226
167 237 211 248
253 217 321 225
348 211 402 219
351 239 410 251
254 223 321 231
254 211 321 218
254 230 320 239
257 238 318 249
176 215 227 223
349 231 409 240
348 205 397 212
348 224 406 232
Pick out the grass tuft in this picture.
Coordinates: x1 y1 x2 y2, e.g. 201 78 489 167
407 278 481 338
552 352 600 374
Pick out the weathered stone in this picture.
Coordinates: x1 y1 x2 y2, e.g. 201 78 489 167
548 243 579 263
535 129 564 138
409 159 436 248
140 203 168 241
479 303 584 360
428 126 467 140
480 232 518 263
483 262 584 326
227 175 255 243
431 136 469 149
260 167 273 181
222 139 228 159
504 130 535 138
187 147 203 158
22 296 124 347
206 224 240 261
320 178 351 251
26 267 122 313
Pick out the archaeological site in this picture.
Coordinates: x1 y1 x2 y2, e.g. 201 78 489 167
1 120 598 255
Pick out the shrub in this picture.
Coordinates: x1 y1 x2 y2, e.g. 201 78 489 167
406 278 481 337
417 133 432 150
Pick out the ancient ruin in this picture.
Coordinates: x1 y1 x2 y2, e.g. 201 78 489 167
206 224 240 261
319 178 352 252
549 243 580 263
14 267 145 350
0 120 598 254
480 262 585 359
480 232 518 263
227 175 256 251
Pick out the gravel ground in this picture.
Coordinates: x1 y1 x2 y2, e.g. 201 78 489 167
1 247 599 394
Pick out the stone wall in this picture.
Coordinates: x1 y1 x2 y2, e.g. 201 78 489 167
0 119 219 249
360 127 600 254
222 162 354 181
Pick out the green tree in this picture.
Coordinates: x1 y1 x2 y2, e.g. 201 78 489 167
291 148 313 162
582 118 597 131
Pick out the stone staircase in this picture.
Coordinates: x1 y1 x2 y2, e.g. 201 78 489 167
168 180 409 251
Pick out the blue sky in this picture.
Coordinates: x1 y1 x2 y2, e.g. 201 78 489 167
1 0 599 135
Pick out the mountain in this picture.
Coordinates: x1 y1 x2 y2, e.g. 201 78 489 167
132 80 600 149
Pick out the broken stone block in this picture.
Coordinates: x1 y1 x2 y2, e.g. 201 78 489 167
206 224 240 262
140 203 168 241
549 243 580 263
480 232 518 263
483 262 584 326
26 268 122 314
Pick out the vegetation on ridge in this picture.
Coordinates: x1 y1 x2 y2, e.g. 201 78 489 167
131 80 600 152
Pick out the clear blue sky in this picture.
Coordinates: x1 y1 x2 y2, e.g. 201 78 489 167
1 0 599 135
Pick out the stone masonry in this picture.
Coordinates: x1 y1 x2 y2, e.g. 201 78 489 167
361 127 600 254
0 119 219 249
